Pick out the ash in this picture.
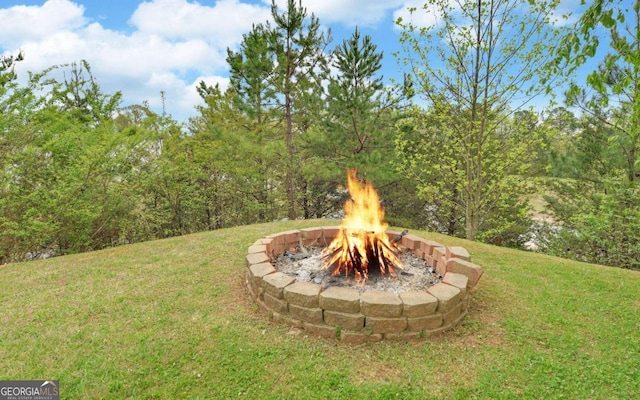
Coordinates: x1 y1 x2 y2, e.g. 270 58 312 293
274 247 441 294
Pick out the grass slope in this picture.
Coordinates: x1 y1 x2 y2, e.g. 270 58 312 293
1 220 639 399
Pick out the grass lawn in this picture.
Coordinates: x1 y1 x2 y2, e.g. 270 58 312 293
1 219 639 399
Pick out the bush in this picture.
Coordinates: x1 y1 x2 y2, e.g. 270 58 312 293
537 182 640 270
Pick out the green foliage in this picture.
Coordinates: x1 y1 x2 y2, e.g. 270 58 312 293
326 27 384 151
395 107 537 246
226 23 278 126
268 0 331 219
539 1 640 269
539 179 640 269
0 51 23 88
0 61 238 261
539 113 640 269
538 107 580 177
563 3 640 185
222 0 331 220
299 27 407 219
4 0 640 270
0 61 139 262
553 0 629 75
48 60 122 125
189 83 286 225
394 107 465 235
322 28 403 174
395 0 560 242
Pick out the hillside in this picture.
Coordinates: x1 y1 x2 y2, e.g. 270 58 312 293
1 220 638 399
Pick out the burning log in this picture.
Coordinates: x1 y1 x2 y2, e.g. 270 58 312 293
283 250 312 260
323 232 402 282
392 229 409 243
321 169 404 283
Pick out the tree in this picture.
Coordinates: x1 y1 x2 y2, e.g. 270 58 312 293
0 51 23 89
538 0 640 269
539 96 640 270
225 23 289 222
268 0 331 219
559 0 640 184
322 27 405 174
50 60 121 126
395 0 562 241
223 1 331 220
226 23 278 133
396 106 536 246
326 27 384 156
395 106 466 235
189 83 283 226
0 61 146 261
538 107 580 178
297 27 415 220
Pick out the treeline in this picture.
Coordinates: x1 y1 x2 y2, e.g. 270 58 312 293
1 0 639 269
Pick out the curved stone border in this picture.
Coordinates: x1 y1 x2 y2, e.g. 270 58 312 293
245 227 484 343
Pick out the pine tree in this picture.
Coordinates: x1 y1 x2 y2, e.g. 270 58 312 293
226 23 277 134
327 27 383 155
268 0 330 220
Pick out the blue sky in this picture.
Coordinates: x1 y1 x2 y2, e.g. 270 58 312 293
0 0 601 122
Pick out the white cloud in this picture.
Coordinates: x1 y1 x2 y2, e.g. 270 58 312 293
269 0 406 27
0 0 86 47
0 0 274 122
130 0 271 46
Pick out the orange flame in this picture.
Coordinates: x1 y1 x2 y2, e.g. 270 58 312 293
322 169 403 283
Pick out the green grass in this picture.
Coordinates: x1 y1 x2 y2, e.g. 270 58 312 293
1 219 639 399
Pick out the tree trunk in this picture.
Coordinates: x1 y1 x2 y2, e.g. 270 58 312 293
284 26 296 221
466 206 479 241
285 80 296 220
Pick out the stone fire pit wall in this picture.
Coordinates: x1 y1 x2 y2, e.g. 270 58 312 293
245 227 484 343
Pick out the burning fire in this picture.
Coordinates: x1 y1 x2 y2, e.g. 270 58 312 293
322 169 404 283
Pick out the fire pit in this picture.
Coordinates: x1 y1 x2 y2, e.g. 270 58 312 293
245 171 483 342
